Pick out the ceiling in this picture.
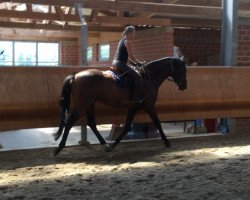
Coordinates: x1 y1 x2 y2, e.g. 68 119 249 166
0 0 249 32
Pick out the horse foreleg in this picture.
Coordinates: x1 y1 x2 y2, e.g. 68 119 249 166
54 110 80 156
145 105 171 148
109 107 137 151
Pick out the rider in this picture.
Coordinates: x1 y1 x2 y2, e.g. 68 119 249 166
112 26 144 104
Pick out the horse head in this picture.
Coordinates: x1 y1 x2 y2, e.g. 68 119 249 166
170 57 187 91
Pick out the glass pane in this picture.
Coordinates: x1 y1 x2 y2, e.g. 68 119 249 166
38 43 59 66
99 44 110 61
38 62 58 66
14 42 36 66
87 46 93 62
0 41 13 66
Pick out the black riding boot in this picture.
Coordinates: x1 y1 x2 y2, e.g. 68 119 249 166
132 79 144 104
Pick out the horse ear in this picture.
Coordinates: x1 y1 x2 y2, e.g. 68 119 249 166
180 56 187 64
180 56 185 61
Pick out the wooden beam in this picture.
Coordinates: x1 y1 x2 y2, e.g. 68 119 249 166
3 0 222 19
115 0 123 17
171 18 221 28
90 9 99 22
99 10 116 16
121 0 221 7
240 3 250 11
3 0 250 12
25 4 34 23
47 5 52 24
119 0 250 11
132 12 156 18
26 3 32 12
55 6 65 21
0 27 99 41
0 10 171 25
0 20 79 30
0 21 123 32
119 0 250 10
117 10 124 17
64 7 72 26
92 16 171 26
3 0 81 7
1 0 221 7
0 10 79 22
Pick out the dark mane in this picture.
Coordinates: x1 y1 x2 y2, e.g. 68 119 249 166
141 57 172 87
143 57 171 72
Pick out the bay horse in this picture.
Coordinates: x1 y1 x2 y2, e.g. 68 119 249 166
53 57 187 156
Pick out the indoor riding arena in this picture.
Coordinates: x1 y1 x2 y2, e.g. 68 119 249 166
1 0 250 200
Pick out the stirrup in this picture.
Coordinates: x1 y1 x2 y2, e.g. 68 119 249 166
133 98 145 104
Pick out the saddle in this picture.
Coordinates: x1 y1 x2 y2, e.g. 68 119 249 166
105 67 133 89
104 65 143 89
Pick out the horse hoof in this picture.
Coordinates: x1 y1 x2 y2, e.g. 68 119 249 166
105 144 113 152
54 148 61 156
164 140 171 148
53 133 60 141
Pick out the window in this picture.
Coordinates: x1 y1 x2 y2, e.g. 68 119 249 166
0 41 13 66
0 41 59 66
98 44 110 61
38 43 59 66
87 46 93 62
15 42 36 66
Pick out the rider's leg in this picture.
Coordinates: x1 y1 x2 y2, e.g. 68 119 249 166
115 61 143 103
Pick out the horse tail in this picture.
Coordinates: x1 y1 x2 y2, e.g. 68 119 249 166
53 74 76 141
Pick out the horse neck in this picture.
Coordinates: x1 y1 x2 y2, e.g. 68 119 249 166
144 58 171 88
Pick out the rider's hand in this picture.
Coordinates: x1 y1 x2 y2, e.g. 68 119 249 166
137 61 145 67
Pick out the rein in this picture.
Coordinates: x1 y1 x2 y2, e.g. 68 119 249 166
116 58 176 83
143 58 176 83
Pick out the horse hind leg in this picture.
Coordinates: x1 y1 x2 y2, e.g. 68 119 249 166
87 108 111 151
111 107 137 151
54 110 80 156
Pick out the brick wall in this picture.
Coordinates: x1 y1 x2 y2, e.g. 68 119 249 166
89 26 174 67
60 40 80 66
174 27 221 65
237 24 250 66
59 27 222 67
133 27 174 62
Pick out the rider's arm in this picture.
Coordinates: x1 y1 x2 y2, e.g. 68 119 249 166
124 40 140 64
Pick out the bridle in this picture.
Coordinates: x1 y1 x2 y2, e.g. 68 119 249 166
166 58 177 83
117 58 180 84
